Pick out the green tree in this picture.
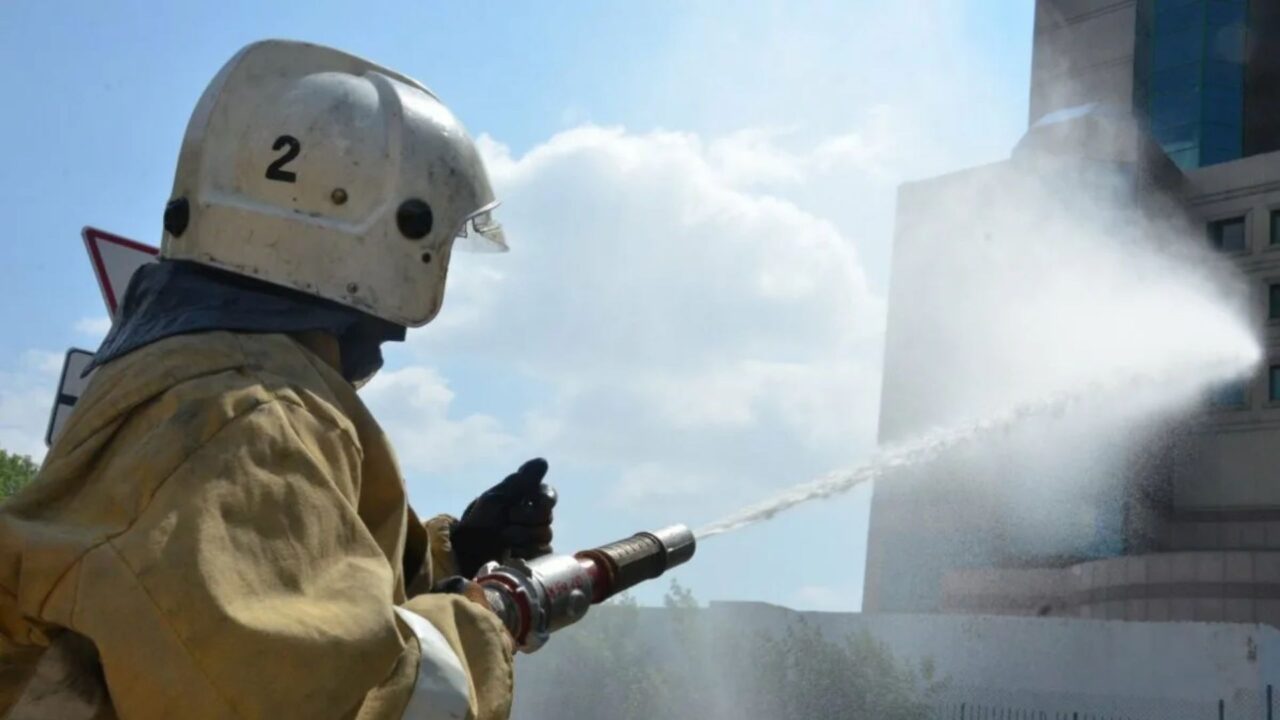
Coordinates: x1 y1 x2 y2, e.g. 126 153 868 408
513 581 946 720
663 578 698 610
662 578 699 655
0 449 38 499
745 619 943 719
515 593 669 720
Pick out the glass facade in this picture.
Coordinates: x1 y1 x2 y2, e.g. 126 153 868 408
1135 0 1249 169
1209 379 1248 408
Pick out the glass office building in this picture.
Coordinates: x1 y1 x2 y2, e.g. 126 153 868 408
867 0 1280 619
1134 0 1249 169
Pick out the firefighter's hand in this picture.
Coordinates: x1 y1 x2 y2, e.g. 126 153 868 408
452 458 557 578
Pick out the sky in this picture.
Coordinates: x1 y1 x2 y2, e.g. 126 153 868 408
0 0 1033 611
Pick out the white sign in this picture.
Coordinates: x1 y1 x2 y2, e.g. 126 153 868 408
82 226 159 318
45 349 96 447
45 229 161 446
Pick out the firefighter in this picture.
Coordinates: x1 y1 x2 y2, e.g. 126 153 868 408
0 39 554 719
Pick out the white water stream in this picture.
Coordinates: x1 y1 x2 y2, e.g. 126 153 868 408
697 353 1260 540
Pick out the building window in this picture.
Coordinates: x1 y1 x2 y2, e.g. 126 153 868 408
1271 366 1280 403
1272 210 1280 245
1209 217 1246 252
1271 283 1280 320
1210 379 1248 409
1137 0 1247 169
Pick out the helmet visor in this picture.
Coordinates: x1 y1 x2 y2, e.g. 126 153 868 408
454 201 508 253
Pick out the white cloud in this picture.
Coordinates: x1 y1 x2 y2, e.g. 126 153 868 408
74 316 112 340
635 0 1033 300
790 583 859 613
390 0 1031 530
707 128 807 188
0 350 62 460
421 0 1031 522
26 350 63 375
0 0 1057 615
359 365 514 480
608 462 710 506
2 3 1031 579
558 104 591 128
392 124 894 513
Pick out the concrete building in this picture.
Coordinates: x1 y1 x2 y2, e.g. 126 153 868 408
864 0 1280 624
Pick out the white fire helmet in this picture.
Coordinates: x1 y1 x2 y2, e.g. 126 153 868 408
161 39 506 328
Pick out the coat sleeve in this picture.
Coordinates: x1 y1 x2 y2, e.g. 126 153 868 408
44 398 511 720
405 514 464 597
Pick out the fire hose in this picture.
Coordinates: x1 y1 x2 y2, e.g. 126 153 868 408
474 524 696 653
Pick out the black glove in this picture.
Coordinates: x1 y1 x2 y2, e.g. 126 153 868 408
452 458 557 578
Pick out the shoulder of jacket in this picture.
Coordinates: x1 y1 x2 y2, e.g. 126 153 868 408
227 333 366 447
60 332 363 456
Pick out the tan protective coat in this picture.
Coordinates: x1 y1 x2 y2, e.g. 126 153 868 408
0 331 513 719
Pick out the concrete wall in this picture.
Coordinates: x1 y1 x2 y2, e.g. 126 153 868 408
1174 150 1280 514
942 551 1280 626
1031 0 1138 123
865 162 1017 612
867 147 1186 614
876 161 1024 444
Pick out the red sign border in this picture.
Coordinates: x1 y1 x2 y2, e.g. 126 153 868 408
82 226 160 317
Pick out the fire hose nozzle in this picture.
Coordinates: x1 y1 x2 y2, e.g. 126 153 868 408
575 524 696 602
474 524 696 653
650 524 698 566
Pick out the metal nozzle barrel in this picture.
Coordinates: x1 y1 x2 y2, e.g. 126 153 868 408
575 524 696 603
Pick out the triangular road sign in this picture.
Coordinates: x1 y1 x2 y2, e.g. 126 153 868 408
82 226 159 318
